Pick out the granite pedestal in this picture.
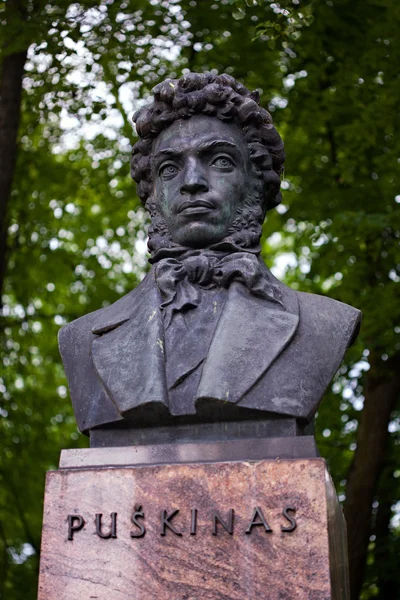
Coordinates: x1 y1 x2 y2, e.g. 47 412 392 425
38 440 349 600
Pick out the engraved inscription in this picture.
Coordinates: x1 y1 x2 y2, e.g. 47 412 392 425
66 506 297 541
67 515 85 540
131 504 146 538
190 508 198 535
160 509 182 537
95 512 117 539
245 507 272 534
212 509 234 536
281 507 297 532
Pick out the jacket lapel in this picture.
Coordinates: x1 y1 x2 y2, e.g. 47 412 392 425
90 264 299 415
91 272 169 415
197 281 299 404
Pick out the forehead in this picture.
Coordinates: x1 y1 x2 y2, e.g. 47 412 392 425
153 115 247 155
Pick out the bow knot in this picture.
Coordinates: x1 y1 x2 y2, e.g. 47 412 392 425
183 254 215 286
154 251 282 328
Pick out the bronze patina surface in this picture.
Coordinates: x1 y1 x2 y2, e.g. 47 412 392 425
58 73 361 444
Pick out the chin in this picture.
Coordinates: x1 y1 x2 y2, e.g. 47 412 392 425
175 223 225 248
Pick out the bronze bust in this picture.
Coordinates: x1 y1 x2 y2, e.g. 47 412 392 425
59 73 361 444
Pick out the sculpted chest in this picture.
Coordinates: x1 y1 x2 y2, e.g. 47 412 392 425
60 267 360 435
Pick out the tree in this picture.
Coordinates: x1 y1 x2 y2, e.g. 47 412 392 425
1 1 399 597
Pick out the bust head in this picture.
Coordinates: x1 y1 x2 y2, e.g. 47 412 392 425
131 72 285 256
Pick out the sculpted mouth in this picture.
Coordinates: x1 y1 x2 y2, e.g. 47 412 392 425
178 199 215 214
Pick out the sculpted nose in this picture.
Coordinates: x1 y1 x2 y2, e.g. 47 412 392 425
180 159 209 195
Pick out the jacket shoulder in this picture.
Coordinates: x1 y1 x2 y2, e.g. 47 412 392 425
58 305 103 351
238 289 362 420
58 273 156 433
296 291 362 348
58 300 132 435
59 270 155 344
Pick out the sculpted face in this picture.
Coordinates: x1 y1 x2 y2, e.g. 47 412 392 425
152 115 252 248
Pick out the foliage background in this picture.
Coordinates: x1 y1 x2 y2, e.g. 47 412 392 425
0 0 399 598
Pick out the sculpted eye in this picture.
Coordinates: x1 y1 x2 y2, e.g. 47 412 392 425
159 163 179 178
211 156 234 169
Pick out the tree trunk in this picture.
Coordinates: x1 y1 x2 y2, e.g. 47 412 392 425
374 458 398 599
0 49 27 305
344 352 400 599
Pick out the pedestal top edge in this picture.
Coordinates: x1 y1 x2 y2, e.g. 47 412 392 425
59 436 320 469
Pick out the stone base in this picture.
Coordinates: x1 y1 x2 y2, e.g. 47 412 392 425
38 455 349 599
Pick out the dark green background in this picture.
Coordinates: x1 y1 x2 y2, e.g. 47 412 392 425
1 1 399 598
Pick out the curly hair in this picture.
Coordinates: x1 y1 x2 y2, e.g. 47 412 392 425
131 72 285 255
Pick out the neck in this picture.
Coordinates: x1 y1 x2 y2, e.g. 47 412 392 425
149 238 261 265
